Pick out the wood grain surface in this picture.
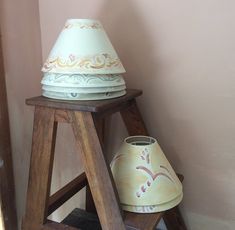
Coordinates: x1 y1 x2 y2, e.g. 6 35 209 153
26 89 142 113
23 91 186 230
70 111 125 230
22 107 57 230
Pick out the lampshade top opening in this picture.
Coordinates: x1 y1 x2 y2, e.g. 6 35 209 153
125 136 156 146
66 19 100 23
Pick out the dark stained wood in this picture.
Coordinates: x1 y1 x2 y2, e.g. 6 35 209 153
95 98 135 119
92 114 106 150
61 208 161 230
26 89 142 113
85 185 96 214
124 211 162 230
163 206 187 230
55 110 71 123
23 91 186 230
70 111 125 230
0 30 17 230
86 114 107 213
44 220 80 230
120 99 148 135
62 208 101 230
48 173 88 215
22 106 57 230
177 174 184 182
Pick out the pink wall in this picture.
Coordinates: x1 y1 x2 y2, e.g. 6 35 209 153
0 0 42 227
1 0 235 229
38 0 235 229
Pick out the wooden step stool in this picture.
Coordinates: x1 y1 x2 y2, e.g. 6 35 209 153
22 89 187 230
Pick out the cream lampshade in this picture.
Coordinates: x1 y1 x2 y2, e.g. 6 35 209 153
111 136 183 213
41 19 126 100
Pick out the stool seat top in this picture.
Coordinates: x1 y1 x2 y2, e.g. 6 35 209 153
26 89 142 113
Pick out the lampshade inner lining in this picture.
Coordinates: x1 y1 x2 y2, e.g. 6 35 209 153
126 136 156 146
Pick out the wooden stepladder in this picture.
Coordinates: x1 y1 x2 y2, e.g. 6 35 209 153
22 89 187 230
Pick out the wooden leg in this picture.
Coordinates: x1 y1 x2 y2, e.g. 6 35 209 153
163 207 187 230
92 114 106 151
22 106 57 230
121 100 187 230
85 185 96 214
85 114 106 214
120 99 148 135
70 111 125 230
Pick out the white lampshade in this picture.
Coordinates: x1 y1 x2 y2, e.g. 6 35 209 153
41 19 126 100
111 136 183 213
41 73 126 100
42 19 125 74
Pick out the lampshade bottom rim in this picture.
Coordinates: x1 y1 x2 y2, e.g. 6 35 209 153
41 84 126 93
122 192 183 213
42 90 126 100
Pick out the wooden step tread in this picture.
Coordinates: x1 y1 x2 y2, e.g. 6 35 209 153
61 175 184 230
26 89 142 112
62 209 101 230
62 208 164 230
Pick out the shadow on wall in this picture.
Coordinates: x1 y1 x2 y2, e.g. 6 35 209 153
95 0 158 159
94 2 235 228
95 0 182 150
95 1 182 229
97 0 157 90
95 0 185 175
95 1 192 229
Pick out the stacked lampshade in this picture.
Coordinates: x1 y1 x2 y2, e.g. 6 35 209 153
41 19 126 100
111 136 183 213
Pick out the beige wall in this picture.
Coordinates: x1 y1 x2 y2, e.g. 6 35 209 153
0 0 42 228
1 0 235 229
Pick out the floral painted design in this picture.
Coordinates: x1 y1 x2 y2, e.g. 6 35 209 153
63 22 103 30
42 53 123 72
136 150 174 198
42 73 124 85
140 148 150 164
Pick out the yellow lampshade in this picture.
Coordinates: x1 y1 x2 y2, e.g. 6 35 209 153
111 136 183 213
